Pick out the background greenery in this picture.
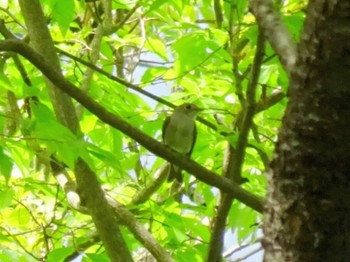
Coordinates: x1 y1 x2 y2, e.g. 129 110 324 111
0 0 306 261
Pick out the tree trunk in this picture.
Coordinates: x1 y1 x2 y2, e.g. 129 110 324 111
264 1 350 261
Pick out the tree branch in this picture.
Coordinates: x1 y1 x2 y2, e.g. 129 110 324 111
0 39 263 213
58 46 222 132
108 197 175 262
58 45 285 137
74 159 133 262
52 155 174 261
130 163 169 205
56 47 175 108
109 1 141 34
76 23 104 118
18 1 133 260
249 0 297 74
206 31 266 262
213 0 223 28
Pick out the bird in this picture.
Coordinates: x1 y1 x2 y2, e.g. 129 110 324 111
162 103 202 183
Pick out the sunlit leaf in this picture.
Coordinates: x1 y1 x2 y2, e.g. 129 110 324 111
0 188 13 209
51 0 75 35
148 0 170 12
145 37 168 61
0 148 13 182
46 247 75 262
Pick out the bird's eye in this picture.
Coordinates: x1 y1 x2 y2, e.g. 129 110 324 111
185 104 192 110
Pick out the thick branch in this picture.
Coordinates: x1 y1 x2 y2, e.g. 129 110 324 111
249 0 297 74
109 198 175 262
18 0 80 134
18 1 132 260
53 157 174 261
0 39 263 213
74 159 133 262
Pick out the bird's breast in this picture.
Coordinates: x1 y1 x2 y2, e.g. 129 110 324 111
164 115 195 154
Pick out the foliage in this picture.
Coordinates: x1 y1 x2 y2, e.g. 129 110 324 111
0 0 306 261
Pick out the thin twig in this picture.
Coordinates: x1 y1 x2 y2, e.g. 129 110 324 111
0 226 42 260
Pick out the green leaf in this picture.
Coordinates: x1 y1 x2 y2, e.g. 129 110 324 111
86 142 122 171
282 12 305 40
31 103 80 168
0 253 12 262
83 253 110 262
141 67 168 83
0 71 14 92
175 248 203 262
51 0 75 35
0 188 14 210
148 0 170 12
7 205 31 228
145 37 168 61
0 247 37 262
172 32 208 75
46 247 75 262
0 147 13 182
259 64 279 86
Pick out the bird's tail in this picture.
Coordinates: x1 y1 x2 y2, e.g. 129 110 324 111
167 164 183 183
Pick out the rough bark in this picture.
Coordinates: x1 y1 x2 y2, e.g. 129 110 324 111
264 1 350 261
249 0 297 74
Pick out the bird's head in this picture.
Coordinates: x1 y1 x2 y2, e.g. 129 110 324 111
174 103 202 118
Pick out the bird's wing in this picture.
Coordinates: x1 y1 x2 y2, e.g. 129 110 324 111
187 122 197 156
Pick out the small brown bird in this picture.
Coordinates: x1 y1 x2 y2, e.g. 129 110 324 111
162 103 202 182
